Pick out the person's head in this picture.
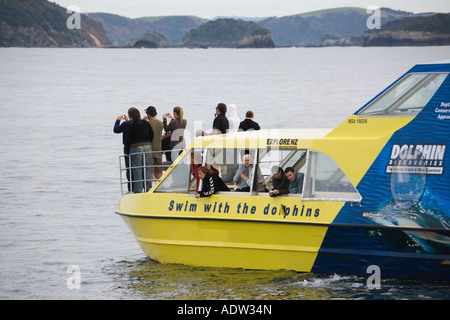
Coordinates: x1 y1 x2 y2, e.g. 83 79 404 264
128 107 141 123
243 154 253 167
145 106 157 118
173 106 184 122
197 166 211 180
216 103 227 115
245 110 254 119
271 166 284 179
285 167 296 182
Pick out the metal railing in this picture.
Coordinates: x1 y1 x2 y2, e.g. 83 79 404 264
119 149 183 195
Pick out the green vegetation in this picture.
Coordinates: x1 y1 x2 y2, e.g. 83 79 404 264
380 13 450 34
182 18 273 48
89 13 207 45
294 7 366 19
0 0 111 47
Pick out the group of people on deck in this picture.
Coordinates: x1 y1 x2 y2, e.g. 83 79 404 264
114 106 187 194
114 103 261 194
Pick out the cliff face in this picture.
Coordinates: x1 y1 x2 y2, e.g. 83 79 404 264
238 31 275 48
0 0 111 47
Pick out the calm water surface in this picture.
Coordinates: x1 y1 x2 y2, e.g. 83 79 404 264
0 47 449 300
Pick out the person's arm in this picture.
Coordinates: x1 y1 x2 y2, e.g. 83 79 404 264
277 179 290 195
125 123 132 155
296 173 305 193
233 165 244 183
148 122 154 143
113 118 121 133
162 117 170 133
199 176 215 197
245 167 254 187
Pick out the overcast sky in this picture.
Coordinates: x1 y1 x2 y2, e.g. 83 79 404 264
52 0 450 19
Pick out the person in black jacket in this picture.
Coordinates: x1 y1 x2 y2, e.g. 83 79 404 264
212 103 229 135
269 166 289 197
238 110 260 131
195 166 230 198
126 107 154 193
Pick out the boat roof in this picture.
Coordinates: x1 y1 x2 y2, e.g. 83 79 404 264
409 60 450 73
189 128 333 149
421 59 450 65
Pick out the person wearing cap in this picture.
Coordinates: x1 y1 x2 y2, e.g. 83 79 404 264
269 166 289 197
145 106 164 180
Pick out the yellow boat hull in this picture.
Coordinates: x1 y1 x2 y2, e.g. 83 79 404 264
117 192 342 271
121 215 327 271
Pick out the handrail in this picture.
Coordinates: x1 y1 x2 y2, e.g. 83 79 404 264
119 149 184 195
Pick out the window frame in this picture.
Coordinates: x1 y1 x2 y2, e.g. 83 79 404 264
358 72 448 118
154 146 362 202
154 149 192 194
302 150 362 202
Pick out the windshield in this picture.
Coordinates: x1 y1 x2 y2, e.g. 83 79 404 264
359 73 448 117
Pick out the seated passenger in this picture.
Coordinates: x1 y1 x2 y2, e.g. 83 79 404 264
233 154 254 192
285 167 304 194
269 166 289 197
195 166 230 198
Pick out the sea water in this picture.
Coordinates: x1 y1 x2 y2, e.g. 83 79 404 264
0 47 449 300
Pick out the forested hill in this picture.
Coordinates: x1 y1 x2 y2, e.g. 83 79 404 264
258 7 413 46
181 19 275 48
379 13 450 33
2 2 448 48
362 13 450 46
0 0 111 47
87 13 207 46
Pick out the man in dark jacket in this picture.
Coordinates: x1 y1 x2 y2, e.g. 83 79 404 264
238 110 260 131
212 103 229 135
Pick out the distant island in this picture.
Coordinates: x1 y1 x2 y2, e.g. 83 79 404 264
181 19 275 48
1 0 449 48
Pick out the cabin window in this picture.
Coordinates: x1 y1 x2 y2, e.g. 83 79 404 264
359 72 448 117
154 149 192 193
154 147 359 201
201 148 259 192
259 149 307 194
303 151 361 201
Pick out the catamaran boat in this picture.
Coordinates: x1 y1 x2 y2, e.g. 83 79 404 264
116 60 450 280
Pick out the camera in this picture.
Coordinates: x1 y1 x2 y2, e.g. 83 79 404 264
122 115 126 119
